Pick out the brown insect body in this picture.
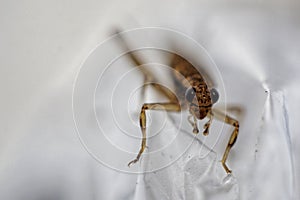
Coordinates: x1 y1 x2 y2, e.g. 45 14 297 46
114 30 239 174
170 55 213 120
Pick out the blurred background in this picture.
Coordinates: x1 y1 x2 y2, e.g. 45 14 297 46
0 0 299 199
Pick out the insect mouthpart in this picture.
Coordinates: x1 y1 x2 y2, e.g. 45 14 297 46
189 104 209 120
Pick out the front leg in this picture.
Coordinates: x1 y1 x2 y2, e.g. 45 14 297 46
128 102 181 166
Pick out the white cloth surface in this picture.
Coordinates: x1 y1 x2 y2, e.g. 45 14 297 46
0 1 299 200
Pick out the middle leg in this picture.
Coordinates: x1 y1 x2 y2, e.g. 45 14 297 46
212 108 239 174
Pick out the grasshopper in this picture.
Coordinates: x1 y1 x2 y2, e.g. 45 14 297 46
115 30 239 174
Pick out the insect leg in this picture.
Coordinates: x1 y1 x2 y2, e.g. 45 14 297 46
128 102 181 166
212 109 239 174
188 115 199 134
115 29 178 102
114 29 156 80
203 112 213 136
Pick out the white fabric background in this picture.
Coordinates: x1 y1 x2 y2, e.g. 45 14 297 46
0 1 299 199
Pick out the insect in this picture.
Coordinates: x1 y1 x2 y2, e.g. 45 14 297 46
114 30 239 174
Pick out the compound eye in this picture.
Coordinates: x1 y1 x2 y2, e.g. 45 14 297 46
185 87 196 102
210 88 219 103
